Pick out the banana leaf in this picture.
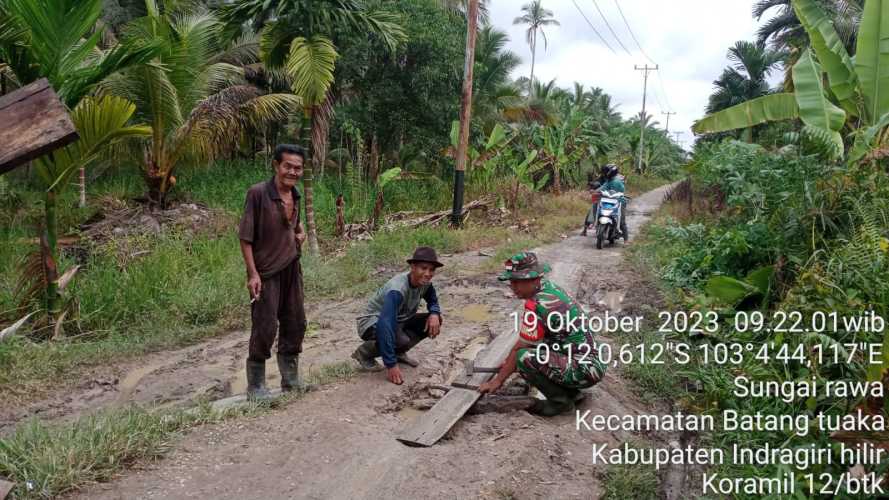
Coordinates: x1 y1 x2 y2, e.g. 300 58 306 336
792 49 846 158
792 0 861 117
855 0 889 123
692 93 799 134
849 111 889 162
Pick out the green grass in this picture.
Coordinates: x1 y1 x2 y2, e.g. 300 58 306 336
0 361 356 499
599 440 660 500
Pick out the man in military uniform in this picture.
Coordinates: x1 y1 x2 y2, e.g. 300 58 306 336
478 252 606 416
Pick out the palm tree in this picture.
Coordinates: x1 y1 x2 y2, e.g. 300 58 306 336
0 0 154 322
513 0 558 92
473 24 522 130
753 0 861 54
101 1 300 208
222 0 406 253
705 41 784 114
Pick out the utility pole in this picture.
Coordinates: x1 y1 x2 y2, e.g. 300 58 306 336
662 111 676 134
450 0 479 227
672 131 682 143
634 64 657 173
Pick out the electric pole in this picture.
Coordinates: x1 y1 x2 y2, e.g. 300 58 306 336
662 111 676 134
450 0 480 227
672 131 682 143
634 64 657 174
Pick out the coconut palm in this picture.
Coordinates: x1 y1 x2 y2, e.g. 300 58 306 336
473 24 522 129
101 0 300 208
706 41 784 114
513 0 558 92
222 0 406 253
754 0 861 54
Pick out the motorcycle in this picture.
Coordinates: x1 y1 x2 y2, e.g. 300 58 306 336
589 189 627 249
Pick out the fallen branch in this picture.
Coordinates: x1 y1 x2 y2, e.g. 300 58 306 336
0 311 36 343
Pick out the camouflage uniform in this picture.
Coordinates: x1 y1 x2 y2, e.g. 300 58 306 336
498 253 607 393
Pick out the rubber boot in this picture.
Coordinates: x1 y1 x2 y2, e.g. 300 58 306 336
395 331 423 367
351 341 384 372
246 359 272 402
278 353 316 393
525 372 575 417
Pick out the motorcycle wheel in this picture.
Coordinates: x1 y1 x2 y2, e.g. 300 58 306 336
596 224 607 249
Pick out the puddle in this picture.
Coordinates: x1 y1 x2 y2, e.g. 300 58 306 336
116 360 168 403
456 304 492 323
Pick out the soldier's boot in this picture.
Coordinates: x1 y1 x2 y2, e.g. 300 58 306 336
351 341 385 372
566 387 588 404
245 359 273 402
278 353 316 393
525 372 575 417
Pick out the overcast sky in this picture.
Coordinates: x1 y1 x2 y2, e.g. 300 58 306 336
488 0 781 149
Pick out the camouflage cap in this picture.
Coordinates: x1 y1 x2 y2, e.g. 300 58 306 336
497 251 551 281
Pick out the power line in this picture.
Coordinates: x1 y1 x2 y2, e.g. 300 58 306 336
613 0 676 113
571 0 617 55
590 0 632 56
613 0 656 65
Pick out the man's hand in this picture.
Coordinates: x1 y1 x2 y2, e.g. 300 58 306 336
247 273 262 300
478 379 501 395
296 232 306 245
425 314 442 338
387 366 404 385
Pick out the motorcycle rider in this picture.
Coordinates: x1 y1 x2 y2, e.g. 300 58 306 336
582 164 628 240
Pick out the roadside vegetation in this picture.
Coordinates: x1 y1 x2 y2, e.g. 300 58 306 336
631 0 889 494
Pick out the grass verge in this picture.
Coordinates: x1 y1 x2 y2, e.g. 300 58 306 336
0 361 355 499
599 440 659 500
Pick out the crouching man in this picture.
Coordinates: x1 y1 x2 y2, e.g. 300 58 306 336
352 247 444 385
238 144 313 400
478 252 606 416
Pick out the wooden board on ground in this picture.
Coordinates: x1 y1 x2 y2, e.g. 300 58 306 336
210 388 284 411
450 331 517 390
396 331 517 447
0 78 78 175
396 388 480 447
0 478 14 500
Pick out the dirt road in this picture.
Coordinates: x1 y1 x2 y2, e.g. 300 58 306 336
43 184 675 499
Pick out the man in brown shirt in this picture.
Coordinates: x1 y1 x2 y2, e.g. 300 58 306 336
238 144 312 400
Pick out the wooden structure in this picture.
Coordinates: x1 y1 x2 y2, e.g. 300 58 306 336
0 79 78 175
396 330 517 447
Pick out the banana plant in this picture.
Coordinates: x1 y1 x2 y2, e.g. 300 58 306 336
692 0 889 164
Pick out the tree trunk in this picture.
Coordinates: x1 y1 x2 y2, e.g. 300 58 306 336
335 194 345 237
306 96 334 255
369 133 380 182
553 161 561 195
78 167 86 208
371 189 384 231
529 31 536 92
44 190 60 322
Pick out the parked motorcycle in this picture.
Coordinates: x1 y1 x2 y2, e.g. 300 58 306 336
590 190 628 249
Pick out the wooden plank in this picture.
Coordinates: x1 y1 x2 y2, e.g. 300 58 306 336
396 388 480 447
450 331 517 390
209 389 284 411
0 478 13 500
0 78 78 174
396 332 518 447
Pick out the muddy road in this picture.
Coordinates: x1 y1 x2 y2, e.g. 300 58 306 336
16 184 677 499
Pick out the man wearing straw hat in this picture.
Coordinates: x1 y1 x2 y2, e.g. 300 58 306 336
353 247 444 385
479 251 606 416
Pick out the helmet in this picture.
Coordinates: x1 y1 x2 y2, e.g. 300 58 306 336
604 164 619 179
